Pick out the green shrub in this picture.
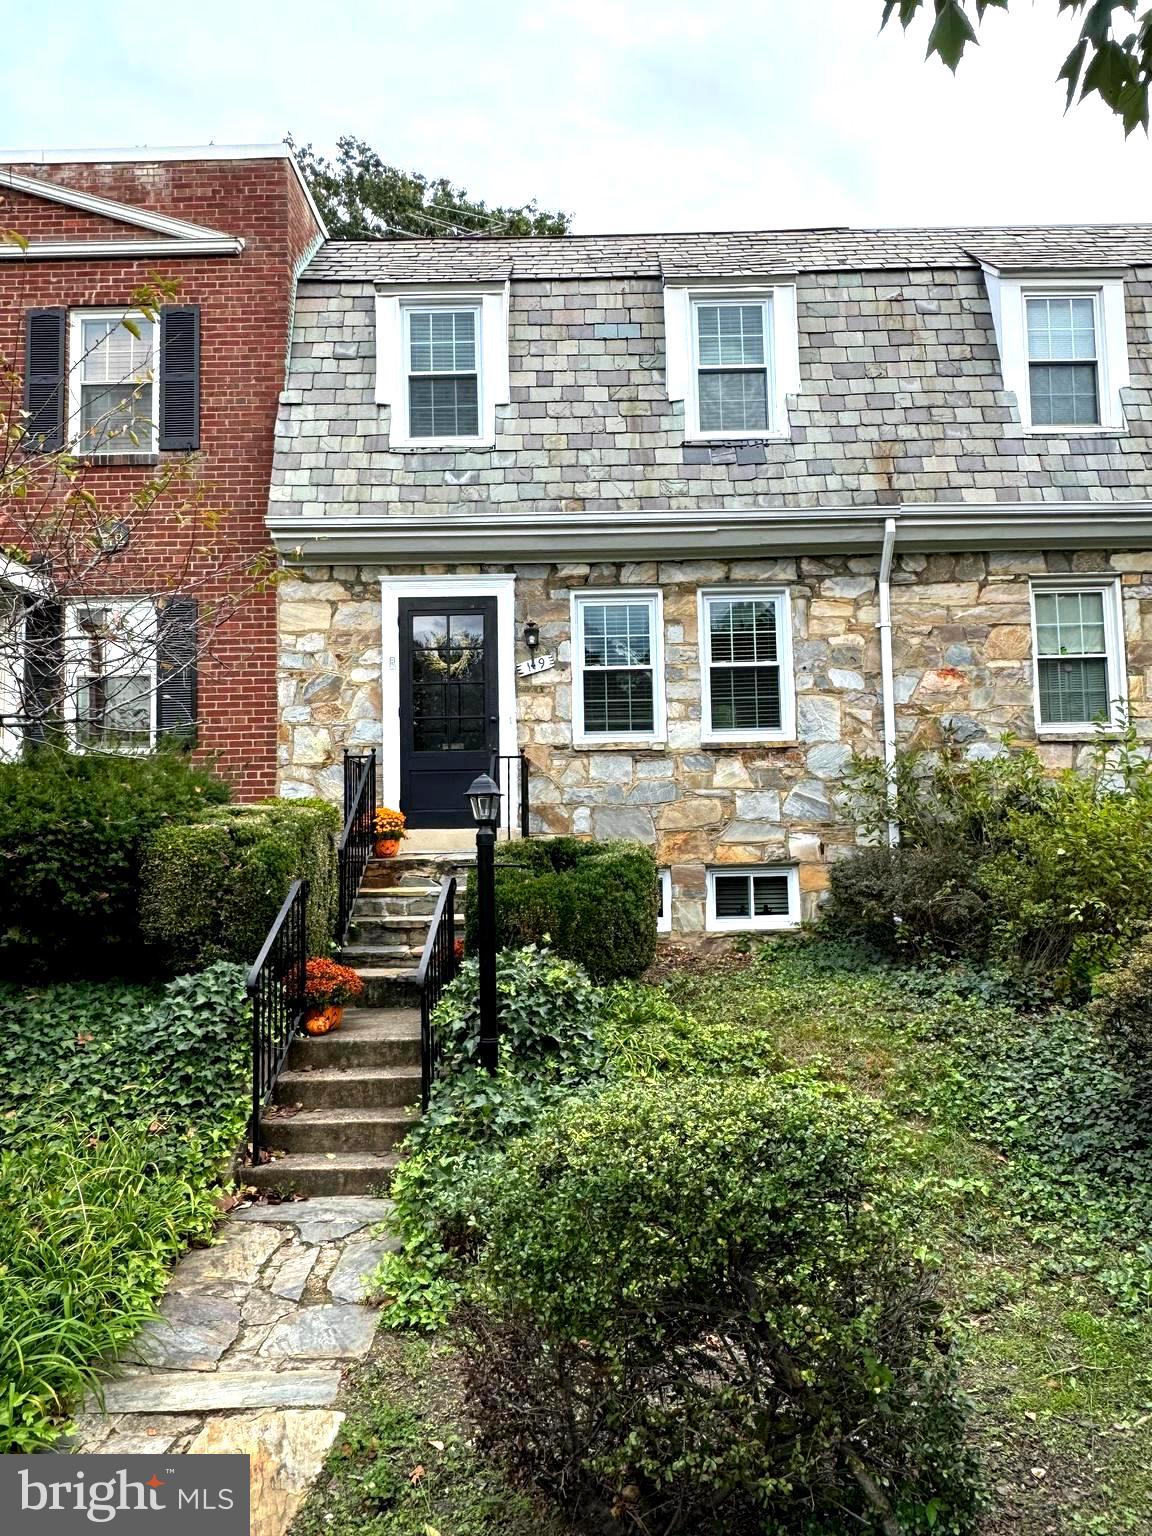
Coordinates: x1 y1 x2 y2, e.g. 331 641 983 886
825 844 991 958
465 837 657 981
432 943 606 1078
0 752 229 977
140 798 340 971
461 1076 980 1534
1090 928 1152 1099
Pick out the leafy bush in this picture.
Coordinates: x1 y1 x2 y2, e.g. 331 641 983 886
465 837 657 981
432 943 606 1077
140 798 340 971
1090 928 1152 1100
460 1076 980 1534
0 751 228 977
825 844 991 958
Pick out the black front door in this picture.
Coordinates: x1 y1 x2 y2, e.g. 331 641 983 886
398 597 499 828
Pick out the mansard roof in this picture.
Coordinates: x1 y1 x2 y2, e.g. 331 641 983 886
304 223 1152 284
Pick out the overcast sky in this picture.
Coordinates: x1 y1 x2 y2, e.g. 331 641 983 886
3 0 1149 233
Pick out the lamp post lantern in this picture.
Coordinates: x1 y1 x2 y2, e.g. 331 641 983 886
467 772 502 1074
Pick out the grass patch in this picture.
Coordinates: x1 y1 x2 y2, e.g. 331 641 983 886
291 1334 574 1536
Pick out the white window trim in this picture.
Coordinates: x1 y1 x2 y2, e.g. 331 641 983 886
68 308 159 456
706 865 800 933
984 269 1129 435
698 587 795 744
571 588 666 748
62 597 158 753
0 589 26 763
663 282 799 442
374 282 510 449
656 867 672 934
1028 576 1128 737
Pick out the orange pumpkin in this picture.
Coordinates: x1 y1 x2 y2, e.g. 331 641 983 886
304 1004 344 1036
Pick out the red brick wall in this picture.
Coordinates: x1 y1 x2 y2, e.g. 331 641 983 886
0 155 322 798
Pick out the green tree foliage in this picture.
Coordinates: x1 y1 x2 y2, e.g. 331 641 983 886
289 135 570 239
883 1 1152 133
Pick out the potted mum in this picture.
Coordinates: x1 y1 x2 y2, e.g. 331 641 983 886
374 805 407 859
302 956 364 1035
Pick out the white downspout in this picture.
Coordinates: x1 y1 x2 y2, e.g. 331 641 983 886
877 516 899 846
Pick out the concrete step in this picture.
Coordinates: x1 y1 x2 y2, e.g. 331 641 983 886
350 967 422 1008
287 1008 421 1070
259 1105 416 1154
275 1065 422 1110
347 914 462 951
246 1152 401 1198
353 888 441 918
340 942 422 967
361 853 474 890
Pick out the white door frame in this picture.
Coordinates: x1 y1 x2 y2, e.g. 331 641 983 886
378 573 519 814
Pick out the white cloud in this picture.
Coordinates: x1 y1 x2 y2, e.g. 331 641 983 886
2 0 1149 232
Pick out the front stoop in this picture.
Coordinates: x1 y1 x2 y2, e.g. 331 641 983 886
247 1007 421 1198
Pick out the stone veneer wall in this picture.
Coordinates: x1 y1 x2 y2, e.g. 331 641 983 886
278 549 1152 935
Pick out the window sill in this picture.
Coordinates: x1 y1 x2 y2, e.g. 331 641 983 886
1020 427 1127 439
682 433 791 446
388 440 495 453
75 452 161 467
706 917 802 934
1035 728 1123 743
701 736 798 750
572 739 667 752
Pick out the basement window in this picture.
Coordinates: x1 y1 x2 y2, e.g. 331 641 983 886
706 866 799 932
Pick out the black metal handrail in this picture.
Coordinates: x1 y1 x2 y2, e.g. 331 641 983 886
247 878 309 1165
491 751 530 839
417 876 459 1112
337 748 376 944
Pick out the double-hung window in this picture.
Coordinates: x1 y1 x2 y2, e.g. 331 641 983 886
65 599 157 751
1030 580 1126 733
404 305 481 441
700 589 793 741
71 311 157 453
693 298 772 435
1026 295 1100 428
572 591 664 744
707 866 799 932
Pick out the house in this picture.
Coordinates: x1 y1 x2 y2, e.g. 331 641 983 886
0 145 325 792
266 223 1152 938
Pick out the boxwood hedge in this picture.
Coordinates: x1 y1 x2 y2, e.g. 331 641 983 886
140 798 340 972
464 837 657 981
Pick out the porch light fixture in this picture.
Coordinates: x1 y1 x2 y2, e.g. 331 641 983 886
522 619 540 654
466 772 502 827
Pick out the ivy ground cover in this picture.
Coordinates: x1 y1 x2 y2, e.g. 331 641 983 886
0 965 250 1452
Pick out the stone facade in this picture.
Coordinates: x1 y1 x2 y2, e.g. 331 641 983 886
276 548 1152 934
269 227 1152 935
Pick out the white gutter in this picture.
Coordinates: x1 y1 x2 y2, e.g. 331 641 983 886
877 516 899 847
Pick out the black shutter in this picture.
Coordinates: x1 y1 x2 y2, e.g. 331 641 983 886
20 596 63 742
23 308 66 452
155 596 198 746
159 306 200 451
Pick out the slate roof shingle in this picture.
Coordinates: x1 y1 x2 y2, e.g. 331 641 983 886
303 224 1152 283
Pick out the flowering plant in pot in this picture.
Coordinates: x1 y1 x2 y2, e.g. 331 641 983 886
374 806 407 858
302 956 364 1035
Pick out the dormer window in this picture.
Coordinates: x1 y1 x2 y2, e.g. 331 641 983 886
405 306 480 439
1025 295 1100 428
983 270 1130 434
663 283 800 443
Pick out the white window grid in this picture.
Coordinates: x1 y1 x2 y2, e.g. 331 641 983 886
1028 577 1127 735
68 309 157 455
706 866 800 933
63 598 158 753
689 296 774 439
571 590 666 746
699 588 795 742
401 301 484 446
1024 292 1101 429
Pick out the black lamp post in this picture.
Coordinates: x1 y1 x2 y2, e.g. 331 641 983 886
467 771 502 1074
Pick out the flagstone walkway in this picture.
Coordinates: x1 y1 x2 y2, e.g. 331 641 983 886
73 1196 397 1536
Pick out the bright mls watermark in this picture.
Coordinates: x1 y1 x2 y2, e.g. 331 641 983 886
3 1456 249 1533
